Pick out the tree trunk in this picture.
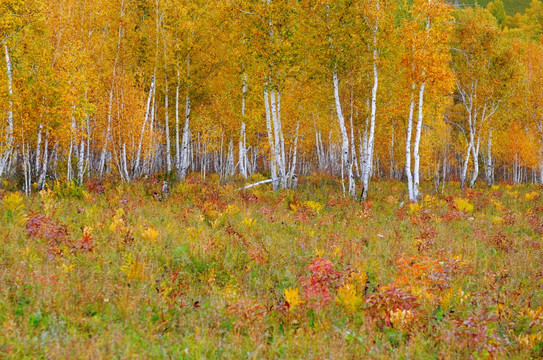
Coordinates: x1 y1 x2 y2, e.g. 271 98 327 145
333 70 355 197
405 88 416 201
413 82 426 200
361 40 379 201
264 87 278 190
0 44 14 179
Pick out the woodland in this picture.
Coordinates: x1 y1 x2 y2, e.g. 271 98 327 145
2 0 543 359
0 0 542 198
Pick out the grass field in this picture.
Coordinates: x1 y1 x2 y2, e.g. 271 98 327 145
1 176 543 358
461 0 532 15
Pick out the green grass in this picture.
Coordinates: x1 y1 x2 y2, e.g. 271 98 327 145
0 176 543 358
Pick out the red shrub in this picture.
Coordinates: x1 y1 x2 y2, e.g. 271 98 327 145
301 257 343 310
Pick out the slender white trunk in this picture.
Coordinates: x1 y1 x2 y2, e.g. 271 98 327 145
226 138 235 176
164 74 172 173
405 88 416 201
485 128 493 186
175 70 180 169
361 38 379 201
178 92 191 179
134 76 155 175
289 121 300 182
413 82 426 200
37 132 49 190
270 89 286 188
22 140 29 195
239 75 248 178
67 117 75 182
78 131 85 183
461 138 472 189
36 124 42 176
469 136 480 188
239 122 247 178
0 44 14 179
264 87 278 189
333 70 355 197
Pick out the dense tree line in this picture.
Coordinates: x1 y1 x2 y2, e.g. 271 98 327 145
1 0 543 199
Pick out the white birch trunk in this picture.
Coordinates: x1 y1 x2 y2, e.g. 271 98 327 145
178 92 191 179
361 39 379 201
0 44 14 179
164 68 172 173
239 75 248 178
264 87 278 189
175 70 180 170
333 70 355 197
134 76 155 175
413 82 426 200
405 88 416 201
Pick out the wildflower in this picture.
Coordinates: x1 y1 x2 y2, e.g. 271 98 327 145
492 216 503 224
453 198 474 213
285 287 303 310
242 217 256 228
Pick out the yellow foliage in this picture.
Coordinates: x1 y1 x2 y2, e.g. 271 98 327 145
336 282 362 313
110 208 126 232
39 187 56 215
220 283 239 301
225 204 240 215
423 194 437 207
517 332 543 350
492 200 504 212
439 288 454 310
2 192 25 223
120 253 145 281
3 192 25 213
82 190 94 203
203 268 216 287
289 202 298 213
304 200 323 214
141 227 158 242
492 216 504 224
83 226 93 238
525 191 539 201
242 217 256 228
61 262 75 274
285 287 303 311
348 267 368 294
389 309 415 330
250 173 267 183
186 226 204 241
408 202 422 215
453 198 474 213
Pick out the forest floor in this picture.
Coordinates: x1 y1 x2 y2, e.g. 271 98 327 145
0 175 543 359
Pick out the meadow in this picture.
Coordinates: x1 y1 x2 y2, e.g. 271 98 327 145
0 175 543 359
